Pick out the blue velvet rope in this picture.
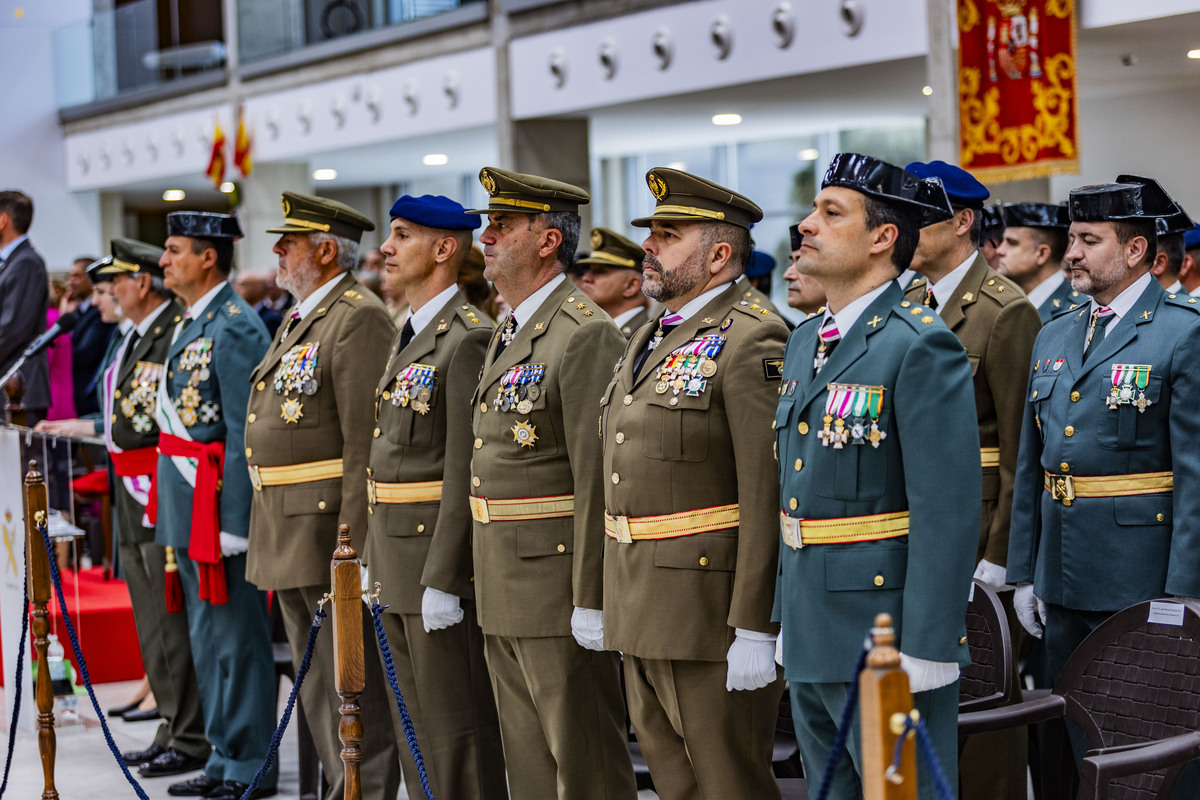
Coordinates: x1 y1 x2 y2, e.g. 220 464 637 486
814 646 871 800
369 601 434 800
0 535 29 798
888 712 956 800
38 521 151 800
238 605 327 800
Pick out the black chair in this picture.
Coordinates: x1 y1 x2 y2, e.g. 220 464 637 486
960 598 1200 799
959 579 1017 713
270 598 324 800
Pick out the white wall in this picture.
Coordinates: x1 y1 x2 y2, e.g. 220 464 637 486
0 1 101 271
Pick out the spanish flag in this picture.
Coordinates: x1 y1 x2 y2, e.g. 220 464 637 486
205 118 227 189
234 104 253 177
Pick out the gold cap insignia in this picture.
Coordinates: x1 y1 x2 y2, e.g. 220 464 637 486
648 172 668 201
281 197 291 215
591 230 603 248
481 170 497 196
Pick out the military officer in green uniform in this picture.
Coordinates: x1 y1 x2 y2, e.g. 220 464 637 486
996 203 1081 322
601 168 788 799
365 194 506 800
904 161 1041 800
1007 176 1200 682
154 212 277 800
467 167 636 800
577 227 652 338
774 154 981 800
244 193 401 800
1149 204 1195 294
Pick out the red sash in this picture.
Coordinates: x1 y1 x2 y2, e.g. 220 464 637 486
155 433 228 605
109 446 159 521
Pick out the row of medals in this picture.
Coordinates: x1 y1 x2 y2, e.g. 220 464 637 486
1106 364 1152 411
275 343 319 424
494 364 545 414
121 362 162 433
390 364 436 415
177 339 216 427
653 335 725 396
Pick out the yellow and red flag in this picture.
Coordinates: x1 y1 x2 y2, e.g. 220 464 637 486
205 118 227 189
234 104 252 178
958 0 1079 182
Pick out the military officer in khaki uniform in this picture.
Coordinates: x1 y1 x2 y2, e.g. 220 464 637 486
601 168 788 799
905 161 1041 800
578 228 652 337
467 167 636 800
244 193 401 800
364 194 507 800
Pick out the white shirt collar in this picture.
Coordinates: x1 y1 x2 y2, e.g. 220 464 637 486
612 306 645 328
1089 272 1153 330
926 251 977 308
294 273 345 320
133 300 170 337
1166 279 1183 294
822 281 892 337
1027 271 1066 308
186 280 228 320
511 273 566 330
664 282 732 324
117 318 135 335
0 235 28 262
895 268 919 291
409 284 459 336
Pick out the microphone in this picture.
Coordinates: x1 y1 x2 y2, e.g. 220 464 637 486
22 310 79 359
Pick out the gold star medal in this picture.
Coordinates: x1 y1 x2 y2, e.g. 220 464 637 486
180 386 201 408
281 397 304 424
121 396 137 418
180 406 199 427
511 420 538 448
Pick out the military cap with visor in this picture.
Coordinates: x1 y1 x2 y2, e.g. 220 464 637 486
576 228 644 270
167 211 243 240
90 237 167 280
821 153 954 228
1002 202 1071 230
266 191 376 243
467 167 589 215
631 168 762 230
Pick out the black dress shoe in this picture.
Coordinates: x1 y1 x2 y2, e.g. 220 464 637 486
138 748 207 777
122 742 165 766
108 701 142 718
122 706 162 722
167 773 220 796
204 780 277 800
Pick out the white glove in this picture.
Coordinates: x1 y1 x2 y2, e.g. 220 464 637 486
218 532 248 558
899 653 960 693
725 629 779 692
570 607 605 651
421 587 464 633
1014 583 1047 639
775 626 784 666
973 559 1013 593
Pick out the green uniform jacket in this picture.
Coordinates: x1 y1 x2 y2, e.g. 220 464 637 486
245 272 394 590
1038 281 1083 323
364 290 493 613
470 278 625 637
601 281 788 661
773 282 981 683
906 255 1041 565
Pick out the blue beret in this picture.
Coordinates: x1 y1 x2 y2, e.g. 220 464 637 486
904 160 989 209
1185 224 1200 251
389 194 480 231
745 250 776 278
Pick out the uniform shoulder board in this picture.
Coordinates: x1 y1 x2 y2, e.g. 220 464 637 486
562 294 600 321
453 303 488 327
980 274 1022 303
226 301 242 316
343 289 364 301
732 299 771 321
1164 292 1200 313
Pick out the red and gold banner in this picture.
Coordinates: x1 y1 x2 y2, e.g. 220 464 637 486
958 0 1079 182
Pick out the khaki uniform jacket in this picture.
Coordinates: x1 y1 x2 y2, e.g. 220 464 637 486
470 278 626 637
906 254 1041 565
617 307 651 339
601 282 788 661
245 272 394 590
363 290 493 614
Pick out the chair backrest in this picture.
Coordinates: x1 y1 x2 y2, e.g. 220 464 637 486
1057 599 1200 799
959 579 1015 712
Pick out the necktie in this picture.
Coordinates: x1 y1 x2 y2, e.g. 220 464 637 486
399 318 416 351
925 287 939 311
120 329 141 372
633 313 683 380
814 317 840 374
1083 307 1114 363
495 314 516 359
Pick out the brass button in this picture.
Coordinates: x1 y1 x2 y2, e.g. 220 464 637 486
557 544 566 553
318 500 327 510
959 636 968 644
669 397 679 406
1070 391 1080 402
113 389 122 399
798 422 809 435
1060 462 1070 473
480 403 488 413
382 390 391 400
771 420 777 430
373 427 381 438
789 497 798 511
368 506 374 515
245 447 252 458
567 296 575 302
1064 425 1074 437
256 381 265 391
795 459 803 472
472 477 480 487
474 437 483 449
874 575 885 587
699 556 710 567
623 394 633 406
615 432 625 444
612 472 620 485
247 413 256 424
417 523 425 533
1157 513 1165 522
1031 390 1038 399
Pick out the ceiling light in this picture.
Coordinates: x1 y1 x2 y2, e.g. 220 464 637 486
1188 49 1200 59
162 189 186 201
711 113 742 126
312 168 338 181
422 153 449 166
219 181 236 194
922 85 934 96
665 161 688 171
797 148 819 161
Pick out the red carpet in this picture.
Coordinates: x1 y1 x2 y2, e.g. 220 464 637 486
0 567 144 685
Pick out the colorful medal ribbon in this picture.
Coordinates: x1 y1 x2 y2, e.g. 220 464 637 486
274 342 319 395
1107 364 1152 412
653 335 725 397
819 383 886 449
393 363 438 414
494 363 546 411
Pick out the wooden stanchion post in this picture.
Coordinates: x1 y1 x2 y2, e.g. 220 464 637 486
23 460 58 800
859 613 916 800
330 523 363 800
